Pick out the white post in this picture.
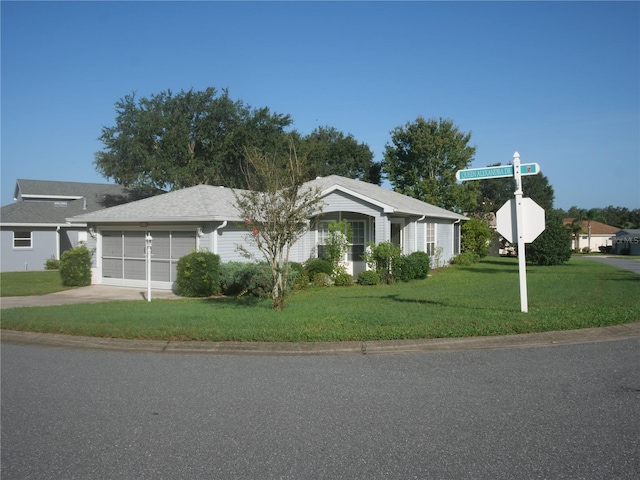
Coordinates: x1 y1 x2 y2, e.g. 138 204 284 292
513 152 528 313
145 233 153 302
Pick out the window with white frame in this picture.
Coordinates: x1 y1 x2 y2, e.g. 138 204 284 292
425 223 435 255
317 220 366 262
13 231 32 249
348 220 365 261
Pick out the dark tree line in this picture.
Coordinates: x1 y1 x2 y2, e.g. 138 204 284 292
559 206 640 229
95 87 380 192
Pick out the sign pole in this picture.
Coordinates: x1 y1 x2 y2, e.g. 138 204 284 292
513 152 528 313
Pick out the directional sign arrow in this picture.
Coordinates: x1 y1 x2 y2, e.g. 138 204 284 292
456 163 540 181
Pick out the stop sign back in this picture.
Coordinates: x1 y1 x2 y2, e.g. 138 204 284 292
496 198 546 243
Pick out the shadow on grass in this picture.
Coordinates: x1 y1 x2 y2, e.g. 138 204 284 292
348 294 522 313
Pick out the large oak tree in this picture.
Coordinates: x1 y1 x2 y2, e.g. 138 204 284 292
95 87 292 191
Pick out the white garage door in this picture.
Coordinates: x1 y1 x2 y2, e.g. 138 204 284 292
101 230 196 288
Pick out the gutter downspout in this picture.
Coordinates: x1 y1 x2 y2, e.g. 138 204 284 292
56 226 61 260
213 221 228 254
453 219 461 257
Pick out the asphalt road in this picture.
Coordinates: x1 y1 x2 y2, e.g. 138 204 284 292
581 255 640 275
2 339 639 479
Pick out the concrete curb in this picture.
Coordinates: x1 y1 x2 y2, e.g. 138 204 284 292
2 323 639 356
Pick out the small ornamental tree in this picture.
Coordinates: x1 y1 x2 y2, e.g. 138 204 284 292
461 217 492 258
233 140 323 310
324 220 352 275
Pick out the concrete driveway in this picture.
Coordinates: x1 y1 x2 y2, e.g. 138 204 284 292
0 285 181 309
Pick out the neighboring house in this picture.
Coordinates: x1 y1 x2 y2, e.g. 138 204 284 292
611 229 640 255
67 175 467 290
563 218 619 252
0 179 160 272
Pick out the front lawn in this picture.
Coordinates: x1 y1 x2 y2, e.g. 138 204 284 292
1 257 638 342
1 270 74 296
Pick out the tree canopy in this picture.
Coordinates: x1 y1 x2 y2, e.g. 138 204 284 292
474 166 555 216
95 88 379 191
382 117 478 212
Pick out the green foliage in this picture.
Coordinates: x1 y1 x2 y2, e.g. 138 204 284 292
333 272 354 287
395 251 431 281
312 272 332 287
357 270 381 285
219 262 250 296
305 258 334 278
301 125 381 184
324 220 352 274
233 140 323 310
288 262 309 290
176 250 221 297
362 241 402 284
525 211 572 266
44 257 60 270
95 87 292 191
382 116 478 212
450 251 480 265
59 246 92 287
473 168 555 216
461 217 492 258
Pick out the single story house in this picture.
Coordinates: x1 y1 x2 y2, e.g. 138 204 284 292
563 218 620 252
67 175 468 290
0 179 159 272
611 229 640 255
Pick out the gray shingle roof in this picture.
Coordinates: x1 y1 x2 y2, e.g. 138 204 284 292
67 176 467 224
1 180 162 225
68 185 244 223
306 175 467 220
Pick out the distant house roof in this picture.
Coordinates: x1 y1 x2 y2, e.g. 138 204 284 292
563 218 619 236
1 179 162 226
67 176 468 224
615 229 640 236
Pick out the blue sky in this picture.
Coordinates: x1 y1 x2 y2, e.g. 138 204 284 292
2 1 639 211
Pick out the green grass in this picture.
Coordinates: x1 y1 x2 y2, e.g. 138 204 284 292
1 257 638 342
0 270 74 296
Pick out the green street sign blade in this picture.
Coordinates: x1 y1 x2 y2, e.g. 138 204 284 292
456 163 540 181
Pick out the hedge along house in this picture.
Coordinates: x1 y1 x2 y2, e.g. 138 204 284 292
67 175 467 290
0 179 160 272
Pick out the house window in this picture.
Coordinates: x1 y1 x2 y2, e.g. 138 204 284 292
317 220 366 261
13 231 32 249
425 223 435 255
348 220 365 261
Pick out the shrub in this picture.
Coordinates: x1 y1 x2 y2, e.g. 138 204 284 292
305 258 334 278
176 250 221 297
312 272 332 287
357 270 380 285
362 241 402 284
289 262 309 290
581 246 591 254
59 246 92 286
333 272 354 287
45 257 60 270
450 251 480 266
393 251 431 282
406 251 430 279
219 261 249 296
525 211 572 266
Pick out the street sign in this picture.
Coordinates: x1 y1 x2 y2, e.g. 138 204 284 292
496 198 546 244
456 163 540 181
